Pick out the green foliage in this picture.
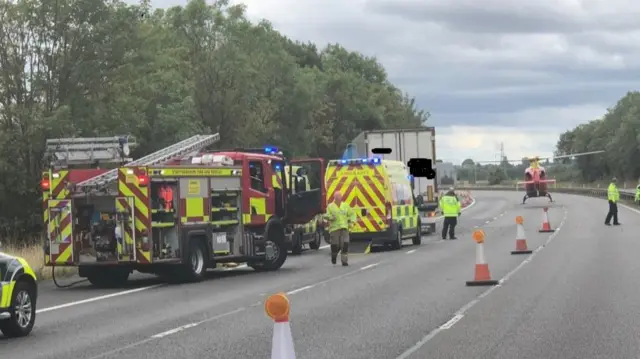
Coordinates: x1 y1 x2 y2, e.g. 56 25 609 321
487 167 506 185
0 0 428 241
555 91 640 182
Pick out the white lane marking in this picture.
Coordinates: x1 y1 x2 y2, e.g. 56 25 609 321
439 314 463 330
37 284 165 314
151 308 245 339
320 244 330 250
287 285 314 295
395 206 568 359
39 244 330 314
87 308 245 358
406 249 417 254
360 262 380 270
620 202 640 215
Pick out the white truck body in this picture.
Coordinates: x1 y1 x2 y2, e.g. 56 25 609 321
349 128 437 200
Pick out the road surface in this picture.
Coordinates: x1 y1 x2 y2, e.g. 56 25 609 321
2 191 637 359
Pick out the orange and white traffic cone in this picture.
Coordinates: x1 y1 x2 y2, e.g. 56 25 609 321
538 207 555 233
512 216 533 255
265 292 296 359
466 229 499 287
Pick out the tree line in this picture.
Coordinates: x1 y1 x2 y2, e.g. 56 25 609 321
0 0 428 243
555 91 640 183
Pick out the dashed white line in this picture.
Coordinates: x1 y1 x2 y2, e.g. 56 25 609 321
319 244 330 250
395 206 569 359
287 285 314 295
37 284 165 314
150 308 245 339
406 249 417 254
360 263 380 270
439 314 464 330
88 308 246 358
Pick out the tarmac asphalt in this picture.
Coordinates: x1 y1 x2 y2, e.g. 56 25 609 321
2 191 637 359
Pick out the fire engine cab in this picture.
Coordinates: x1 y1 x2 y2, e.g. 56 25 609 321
41 134 325 287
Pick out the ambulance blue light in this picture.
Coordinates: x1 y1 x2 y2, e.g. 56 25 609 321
361 158 368 163
372 158 381 164
340 159 348 164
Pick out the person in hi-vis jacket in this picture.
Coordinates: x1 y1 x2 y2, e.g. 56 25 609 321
439 187 461 240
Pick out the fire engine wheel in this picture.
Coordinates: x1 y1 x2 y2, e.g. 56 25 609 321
250 226 287 272
309 231 321 250
181 240 206 282
87 268 130 288
0 280 36 338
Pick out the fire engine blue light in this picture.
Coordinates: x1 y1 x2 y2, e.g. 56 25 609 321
275 165 281 170
264 146 278 153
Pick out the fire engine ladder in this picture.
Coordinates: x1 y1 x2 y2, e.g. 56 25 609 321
76 133 221 189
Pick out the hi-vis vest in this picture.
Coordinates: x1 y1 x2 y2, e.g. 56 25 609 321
439 194 461 217
608 183 620 203
324 202 356 232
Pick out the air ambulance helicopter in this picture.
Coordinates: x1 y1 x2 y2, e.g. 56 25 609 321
475 150 605 204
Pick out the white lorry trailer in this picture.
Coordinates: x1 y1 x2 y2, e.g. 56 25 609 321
347 128 439 235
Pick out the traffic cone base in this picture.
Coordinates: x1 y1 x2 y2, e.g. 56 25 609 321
465 263 499 286
511 239 532 255
466 279 500 286
539 208 555 232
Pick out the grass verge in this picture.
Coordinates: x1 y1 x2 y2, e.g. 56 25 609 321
3 244 78 281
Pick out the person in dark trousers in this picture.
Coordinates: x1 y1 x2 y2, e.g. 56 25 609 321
605 177 621 226
439 187 461 239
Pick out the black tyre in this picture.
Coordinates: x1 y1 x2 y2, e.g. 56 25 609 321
412 223 422 245
391 226 403 250
0 280 36 338
309 231 321 250
87 267 130 288
182 240 207 282
251 225 288 272
291 231 303 255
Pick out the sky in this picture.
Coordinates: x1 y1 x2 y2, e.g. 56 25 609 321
149 0 639 164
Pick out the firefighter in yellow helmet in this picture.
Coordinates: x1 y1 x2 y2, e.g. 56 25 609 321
0 250 38 338
605 177 621 226
324 191 356 266
439 187 461 239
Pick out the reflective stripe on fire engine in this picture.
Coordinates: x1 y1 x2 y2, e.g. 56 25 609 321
115 197 136 261
43 170 71 266
117 167 151 264
326 163 386 233
47 199 73 264
242 197 270 225
181 197 209 224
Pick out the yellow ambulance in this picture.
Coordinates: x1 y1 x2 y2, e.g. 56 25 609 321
324 157 421 249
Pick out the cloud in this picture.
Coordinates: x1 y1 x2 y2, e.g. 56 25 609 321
149 0 639 164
